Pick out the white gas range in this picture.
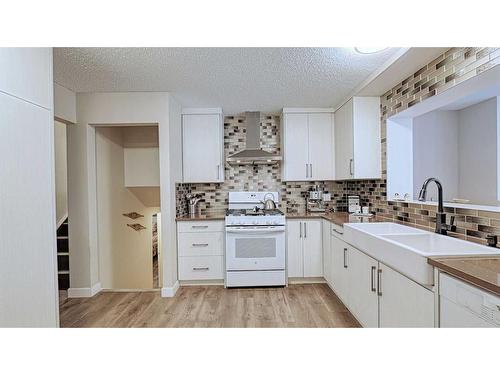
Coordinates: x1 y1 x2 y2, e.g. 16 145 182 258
225 192 286 287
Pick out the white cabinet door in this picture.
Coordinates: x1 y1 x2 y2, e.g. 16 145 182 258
334 99 354 180
302 220 323 277
282 113 309 181
0 48 52 109
331 235 350 308
352 97 381 179
322 220 332 285
182 114 223 183
378 263 434 327
308 113 334 180
286 220 303 277
347 246 379 327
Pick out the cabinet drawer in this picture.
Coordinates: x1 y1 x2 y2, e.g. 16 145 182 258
177 220 224 233
178 256 224 280
178 232 223 256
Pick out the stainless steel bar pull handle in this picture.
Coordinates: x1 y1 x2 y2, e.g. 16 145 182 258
217 164 220 180
343 248 348 268
309 164 312 179
377 269 382 296
333 229 343 235
371 266 376 292
349 158 353 176
192 243 209 247
193 267 209 271
299 222 302 238
306 164 309 178
304 222 307 238
192 225 208 229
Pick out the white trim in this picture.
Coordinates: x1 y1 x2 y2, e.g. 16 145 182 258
67 282 102 298
180 280 224 286
161 280 180 297
288 277 327 284
56 213 68 229
100 288 160 292
182 107 222 115
282 107 335 114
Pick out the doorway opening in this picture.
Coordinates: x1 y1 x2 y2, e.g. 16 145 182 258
94 124 161 290
152 213 162 288
54 120 69 303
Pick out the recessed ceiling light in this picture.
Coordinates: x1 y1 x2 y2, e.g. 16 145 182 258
354 47 389 54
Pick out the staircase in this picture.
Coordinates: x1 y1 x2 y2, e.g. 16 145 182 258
56 219 70 290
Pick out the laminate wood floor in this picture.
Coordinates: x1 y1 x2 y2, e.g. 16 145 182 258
59 283 360 328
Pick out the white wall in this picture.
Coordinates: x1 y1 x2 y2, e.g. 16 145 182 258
54 83 76 124
413 110 459 201
96 127 159 289
68 92 181 297
54 121 68 225
387 118 413 200
0 48 58 327
124 148 160 187
458 98 498 205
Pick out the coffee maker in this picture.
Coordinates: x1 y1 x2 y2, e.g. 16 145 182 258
306 185 327 213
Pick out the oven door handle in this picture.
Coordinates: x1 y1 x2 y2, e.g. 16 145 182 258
226 227 286 234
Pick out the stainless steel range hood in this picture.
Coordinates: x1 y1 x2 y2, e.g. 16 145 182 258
226 111 282 165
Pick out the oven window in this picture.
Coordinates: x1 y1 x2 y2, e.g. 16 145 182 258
235 238 276 258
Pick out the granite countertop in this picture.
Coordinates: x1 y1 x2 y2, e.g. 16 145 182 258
176 210 390 226
429 256 500 296
286 211 388 226
176 211 226 221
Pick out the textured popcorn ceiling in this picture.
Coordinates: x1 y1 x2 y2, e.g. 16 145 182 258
53 47 401 114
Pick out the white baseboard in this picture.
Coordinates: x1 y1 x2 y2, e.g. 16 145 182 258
288 277 327 285
68 282 102 298
101 288 160 292
180 279 224 286
161 280 180 297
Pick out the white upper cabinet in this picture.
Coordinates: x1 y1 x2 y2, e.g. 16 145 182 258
0 48 52 109
334 97 381 180
182 108 224 183
282 113 309 181
282 109 334 181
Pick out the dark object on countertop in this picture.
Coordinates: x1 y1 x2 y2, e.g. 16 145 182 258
486 235 498 247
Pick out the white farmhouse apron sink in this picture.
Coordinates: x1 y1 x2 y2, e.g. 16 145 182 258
343 222 500 286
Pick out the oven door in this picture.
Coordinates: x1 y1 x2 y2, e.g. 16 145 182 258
225 226 285 271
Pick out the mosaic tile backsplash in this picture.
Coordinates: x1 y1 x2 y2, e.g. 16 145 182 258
177 47 500 247
176 115 346 216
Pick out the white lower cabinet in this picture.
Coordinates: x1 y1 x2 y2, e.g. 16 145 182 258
347 245 379 328
331 235 350 306
322 220 332 285
329 232 434 327
287 219 323 278
378 263 434 327
177 220 224 281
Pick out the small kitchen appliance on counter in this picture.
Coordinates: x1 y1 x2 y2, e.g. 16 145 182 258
348 195 360 213
225 191 286 287
306 185 327 213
